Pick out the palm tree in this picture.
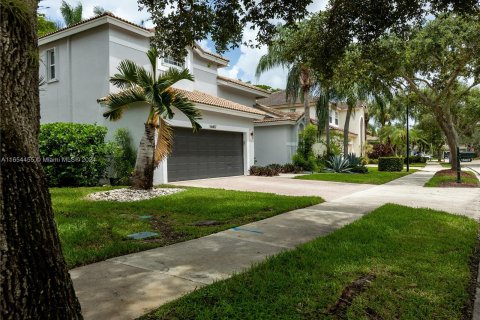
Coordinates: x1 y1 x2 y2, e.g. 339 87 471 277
60 1 83 26
256 44 316 126
102 47 202 189
93 6 106 16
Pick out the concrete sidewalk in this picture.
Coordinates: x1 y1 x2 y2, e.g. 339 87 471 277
70 167 480 319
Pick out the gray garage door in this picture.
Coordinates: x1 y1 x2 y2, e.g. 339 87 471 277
168 127 244 182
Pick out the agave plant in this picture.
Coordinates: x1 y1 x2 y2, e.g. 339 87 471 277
325 155 352 173
346 153 362 167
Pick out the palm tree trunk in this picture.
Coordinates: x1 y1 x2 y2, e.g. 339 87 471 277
343 105 353 156
303 88 310 126
1 2 83 318
325 117 330 156
131 123 156 189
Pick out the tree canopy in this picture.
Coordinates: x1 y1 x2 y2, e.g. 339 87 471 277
137 0 313 58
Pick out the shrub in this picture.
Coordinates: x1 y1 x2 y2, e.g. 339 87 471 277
367 143 395 159
281 163 295 173
351 166 369 174
108 128 137 185
378 157 404 172
249 165 280 176
368 158 379 164
39 122 109 186
266 163 282 174
293 153 317 172
405 156 427 164
325 155 352 173
293 124 318 171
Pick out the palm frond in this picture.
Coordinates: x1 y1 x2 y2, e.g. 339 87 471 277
93 6 105 15
110 60 143 89
255 44 289 77
147 47 158 75
60 1 82 26
157 68 194 92
154 118 173 167
286 64 301 104
168 89 202 131
102 87 146 121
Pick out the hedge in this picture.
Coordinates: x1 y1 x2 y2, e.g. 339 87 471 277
405 156 427 164
39 122 109 187
378 157 404 172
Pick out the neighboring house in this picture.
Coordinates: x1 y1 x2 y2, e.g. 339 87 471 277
38 13 270 183
254 91 366 166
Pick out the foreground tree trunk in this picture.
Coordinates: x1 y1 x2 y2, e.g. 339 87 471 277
131 123 156 189
325 118 331 156
1 2 83 318
343 104 353 156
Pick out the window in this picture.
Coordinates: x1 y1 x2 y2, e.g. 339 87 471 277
162 56 184 68
335 111 339 125
329 109 333 124
46 48 57 81
329 109 339 126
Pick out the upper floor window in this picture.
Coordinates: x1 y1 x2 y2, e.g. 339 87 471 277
329 109 339 126
162 56 184 68
46 48 57 81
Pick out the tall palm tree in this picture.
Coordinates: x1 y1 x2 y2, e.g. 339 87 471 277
256 44 316 126
60 1 83 26
102 47 202 189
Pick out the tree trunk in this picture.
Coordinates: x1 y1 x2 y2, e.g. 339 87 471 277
303 88 310 126
442 121 460 170
343 104 353 157
131 123 156 189
1 3 83 319
325 114 331 156
434 108 459 170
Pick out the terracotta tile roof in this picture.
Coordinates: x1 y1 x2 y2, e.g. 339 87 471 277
258 90 366 110
255 103 289 117
98 88 265 116
39 12 150 39
217 76 271 95
173 89 265 116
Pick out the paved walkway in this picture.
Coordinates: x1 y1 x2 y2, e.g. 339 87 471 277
172 175 375 201
70 164 480 319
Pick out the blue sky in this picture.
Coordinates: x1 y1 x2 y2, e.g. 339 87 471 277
39 0 327 89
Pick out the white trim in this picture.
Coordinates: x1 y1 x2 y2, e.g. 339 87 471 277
254 120 296 127
194 103 265 119
39 16 152 46
217 79 270 98
192 63 218 75
192 46 228 67
45 47 58 82
109 35 148 53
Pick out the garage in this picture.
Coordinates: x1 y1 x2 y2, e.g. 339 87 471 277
167 127 244 182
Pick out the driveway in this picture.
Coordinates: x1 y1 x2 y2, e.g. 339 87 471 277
171 175 375 201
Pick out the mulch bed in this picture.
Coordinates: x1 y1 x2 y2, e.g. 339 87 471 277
434 170 479 188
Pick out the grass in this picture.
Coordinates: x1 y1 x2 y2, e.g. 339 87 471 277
52 186 322 269
424 170 479 187
141 204 478 320
295 167 417 185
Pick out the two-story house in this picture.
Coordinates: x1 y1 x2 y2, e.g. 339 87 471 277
253 91 366 166
38 13 270 183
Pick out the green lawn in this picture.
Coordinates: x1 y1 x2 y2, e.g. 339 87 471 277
52 186 322 268
295 167 416 185
141 204 478 320
424 170 479 187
